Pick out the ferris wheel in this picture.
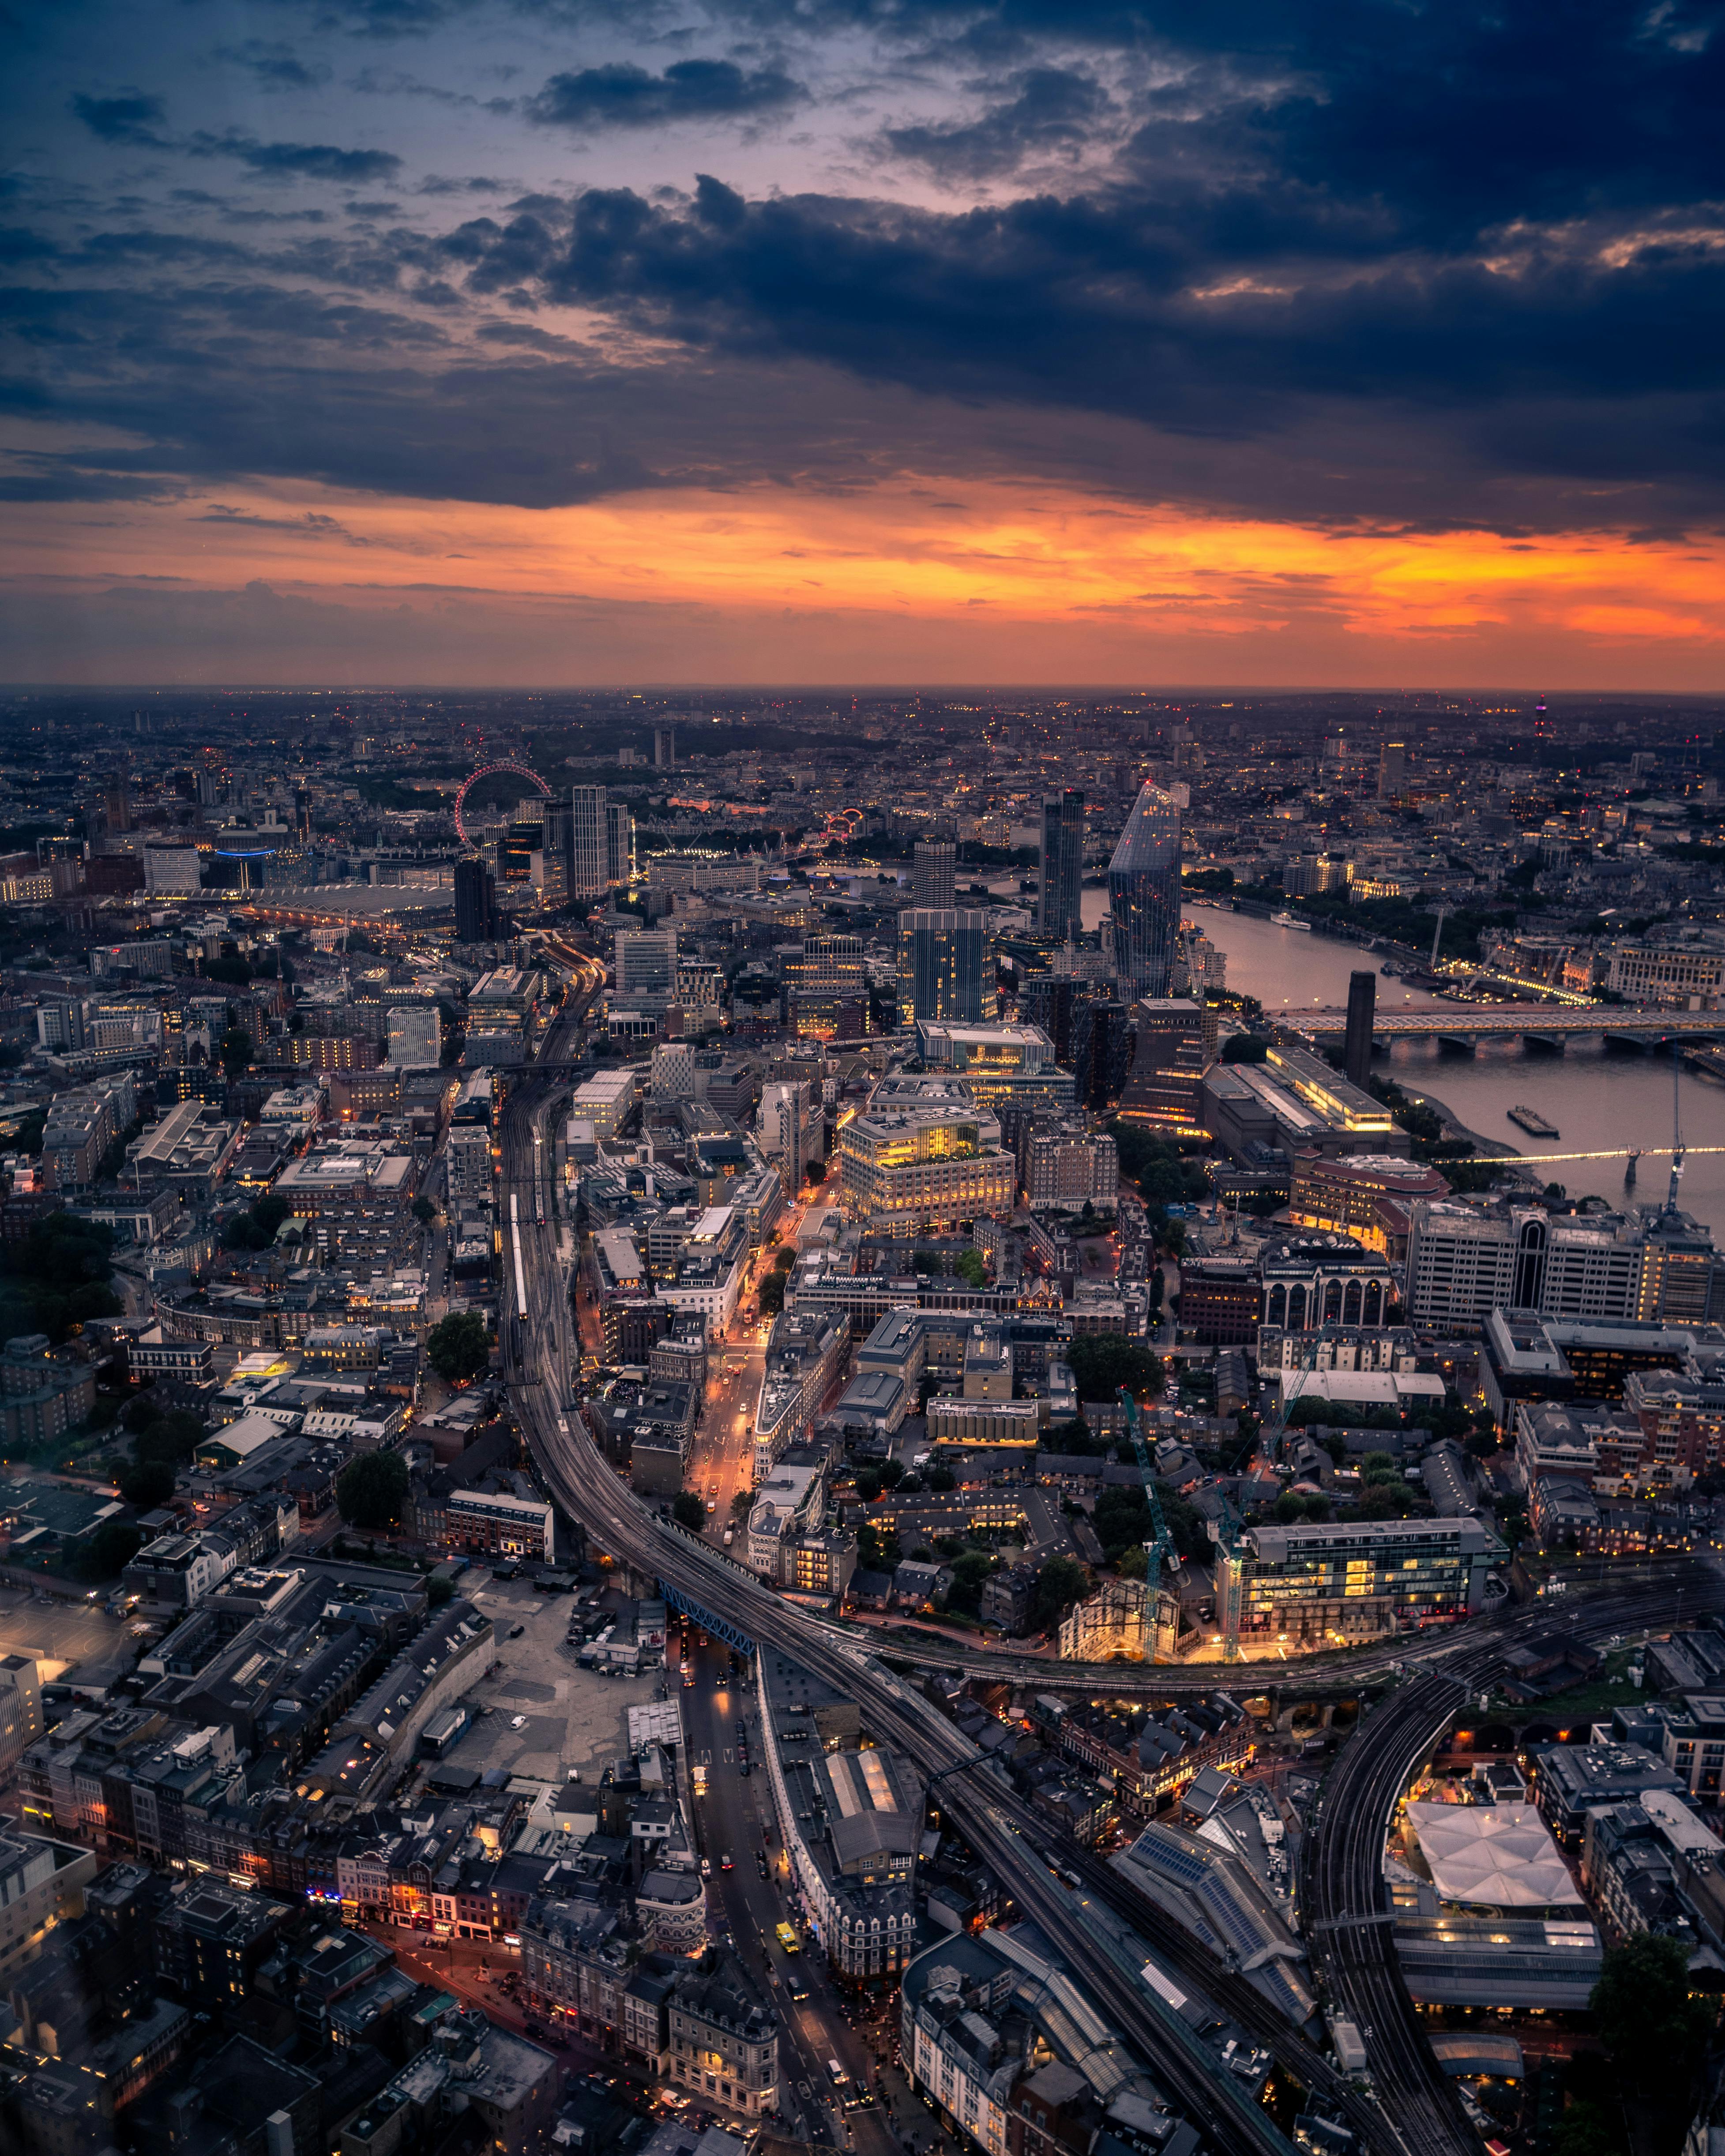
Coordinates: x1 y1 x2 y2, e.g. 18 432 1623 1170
454 760 551 847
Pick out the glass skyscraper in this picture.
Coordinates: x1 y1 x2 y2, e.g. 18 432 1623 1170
1109 782 1181 1001
1035 788 1084 941
897 908 998 1024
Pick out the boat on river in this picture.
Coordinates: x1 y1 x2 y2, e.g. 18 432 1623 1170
1507 1104 1560 1139
1270 910 1312 932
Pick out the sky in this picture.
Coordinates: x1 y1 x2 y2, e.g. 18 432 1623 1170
4 0 1725 688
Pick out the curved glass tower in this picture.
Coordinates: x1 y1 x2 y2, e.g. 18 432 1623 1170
1109 783 1181 1001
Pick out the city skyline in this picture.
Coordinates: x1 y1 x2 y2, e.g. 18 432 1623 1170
4 3 1725 685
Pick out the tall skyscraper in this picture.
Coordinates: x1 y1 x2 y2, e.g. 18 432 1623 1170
1035 788 1084 941
653 726 676 770
897 909 997 1024
911 834 956 909
454 855 494 944
1345 970 1377 1089
605 800 634 886
569 785 607 898
1108 783 1181 1002
1377 740 1407 800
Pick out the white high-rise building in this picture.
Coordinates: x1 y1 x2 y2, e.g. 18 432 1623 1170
569 786 607 899
614 928 678 996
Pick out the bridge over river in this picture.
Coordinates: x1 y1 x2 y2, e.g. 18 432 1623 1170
1288 1000 1724 1044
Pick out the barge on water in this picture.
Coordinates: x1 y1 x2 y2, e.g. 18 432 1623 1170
1507 1104 1560 1139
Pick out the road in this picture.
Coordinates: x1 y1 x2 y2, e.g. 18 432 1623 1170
679 1634 907 2156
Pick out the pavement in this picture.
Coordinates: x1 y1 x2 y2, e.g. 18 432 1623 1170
427 1570 664 1784
0 1580 132 1685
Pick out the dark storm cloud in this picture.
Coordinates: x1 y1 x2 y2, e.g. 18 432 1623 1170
19 0 1725 539
187 133 403 182
69 92 169 145
526 59 806 132
882 68 1112 180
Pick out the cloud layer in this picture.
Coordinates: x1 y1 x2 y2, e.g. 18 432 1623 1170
5 0 1725 680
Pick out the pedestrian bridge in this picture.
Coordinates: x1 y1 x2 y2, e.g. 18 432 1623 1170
1289 1002 1723 1041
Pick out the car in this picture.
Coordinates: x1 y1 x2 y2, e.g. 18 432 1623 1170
508 1623 526 1638
699 1856 712 1878
721 1852 733 1871
510 1714 528 1729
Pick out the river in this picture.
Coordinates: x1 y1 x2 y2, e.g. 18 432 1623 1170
1079 887 1725 1234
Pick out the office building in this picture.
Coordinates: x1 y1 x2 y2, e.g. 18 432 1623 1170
1378 740 1407 799
454 855 494 944
606 799 634 886
913 1020 1074 1114
1023 1123 1118 1212
1108 782 1181 1001
1220 1515 1505 1649
897 908 997 1024
615 928 679 997
1287 1152 1450 1254
1404 1200 1720 1332
911 834 956 909
1118 998 1214 1137
653 725 676 770
387 1006 442 1068
1020 974 1076 1061
1035 789 1084 941
837 1083 1014 1237
1072 998 1132 1110
1344 970 1375 1089
539 795 573 906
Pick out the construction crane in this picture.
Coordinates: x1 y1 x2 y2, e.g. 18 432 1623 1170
1117 1386 1179 1659
1210 1485 1248 1664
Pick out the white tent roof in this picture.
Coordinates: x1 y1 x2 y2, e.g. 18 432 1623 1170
1405 1801 1584 1910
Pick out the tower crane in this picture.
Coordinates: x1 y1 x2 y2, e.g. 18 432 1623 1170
1117 1386 1179 1660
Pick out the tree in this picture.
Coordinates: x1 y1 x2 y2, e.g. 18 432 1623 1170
1220 1033 1268 1063
412 1194 437 1225
0 1212 120 1343
77 1518 144 1582
1028 1557 1091 1631
757 1273 786 1317
925 1463 956 1491
1117 1544 1149 1578
336 1450 409 1531
912 1248 941 1275
954 1248 987 1288
943 1548 996 1615
772 1247 797 1274
134 1409 207 1465
1065 1334 1162 1402
730 1487 754 1515
116 1459 176 1509
804 1160 827 1187
426 1311 490 1384
1590 1934 1713 2089
672 1490 707 1531
426 1574 455 1607
218 1026 253 1080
